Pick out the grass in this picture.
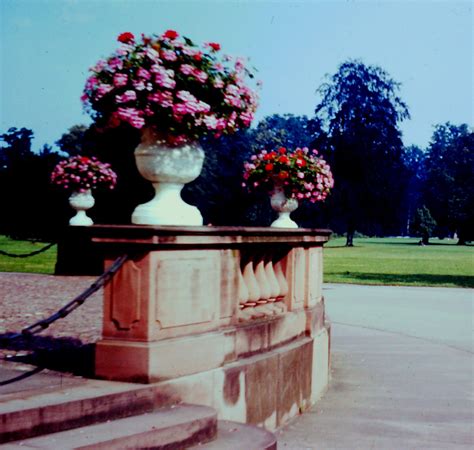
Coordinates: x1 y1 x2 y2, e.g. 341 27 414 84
324 237 474 288
0 235 473 288
0 235 57 274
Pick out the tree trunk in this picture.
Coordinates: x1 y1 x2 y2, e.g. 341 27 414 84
421 231 430 245
346 229 354 247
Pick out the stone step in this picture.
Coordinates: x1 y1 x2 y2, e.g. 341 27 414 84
0 376 177 443
2 404 217 449
193 420 277 450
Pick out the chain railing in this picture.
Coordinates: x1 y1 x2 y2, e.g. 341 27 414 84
0 254 128 386
0 242 56 258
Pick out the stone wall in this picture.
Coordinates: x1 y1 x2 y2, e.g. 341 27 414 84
91 225 331 429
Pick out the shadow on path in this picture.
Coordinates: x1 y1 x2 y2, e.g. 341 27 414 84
0 333 96 378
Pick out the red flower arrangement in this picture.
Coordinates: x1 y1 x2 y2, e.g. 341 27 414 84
243 147 334 203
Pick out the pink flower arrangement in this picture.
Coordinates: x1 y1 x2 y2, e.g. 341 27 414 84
51 156 117 192
243 147 334 203
82 30 260 146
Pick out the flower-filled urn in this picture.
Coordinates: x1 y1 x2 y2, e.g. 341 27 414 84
243 147 334 228
82 30 260 225
51 156 117 226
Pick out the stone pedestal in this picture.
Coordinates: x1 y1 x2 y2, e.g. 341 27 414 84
91 225 331 429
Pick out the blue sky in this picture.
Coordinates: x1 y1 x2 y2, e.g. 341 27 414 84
1 0 472 151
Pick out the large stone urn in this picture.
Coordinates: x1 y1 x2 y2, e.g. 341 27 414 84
132 129 205 226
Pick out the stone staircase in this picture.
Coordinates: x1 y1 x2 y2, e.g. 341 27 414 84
0 376 277 449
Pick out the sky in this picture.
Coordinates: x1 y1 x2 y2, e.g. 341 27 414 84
1 0 472 152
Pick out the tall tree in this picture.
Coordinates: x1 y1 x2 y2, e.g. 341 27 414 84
401 145 426 235
424 123 474 244
315 60 410 245
0 128 63 240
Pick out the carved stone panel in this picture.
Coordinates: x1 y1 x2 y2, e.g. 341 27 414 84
154 251 220 329
110 259 142 330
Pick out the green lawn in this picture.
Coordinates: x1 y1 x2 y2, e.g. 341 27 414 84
324 237 474 288
0 235 57 274
0 235 473 288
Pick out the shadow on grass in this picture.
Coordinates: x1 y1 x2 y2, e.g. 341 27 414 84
0 334 96 378
332 272 474 288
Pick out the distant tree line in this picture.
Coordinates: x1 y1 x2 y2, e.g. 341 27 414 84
1 59 472 245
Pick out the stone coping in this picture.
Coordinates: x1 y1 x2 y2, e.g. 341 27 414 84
89 225 332 248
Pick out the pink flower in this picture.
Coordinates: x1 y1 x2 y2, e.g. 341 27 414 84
95 83 113 100
137 68 151 80
297 172 305 179
213 78 225 89
145 47 160 61
161 49 177 61
133 79 146 91
180 64 195 76
113 73 128 87
203 115 218 130
117 107 144 128
108 57 123 70
240 111 253 126
116 90 137 103
193 69 208 83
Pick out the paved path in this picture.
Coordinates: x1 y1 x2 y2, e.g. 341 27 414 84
277 284 474 449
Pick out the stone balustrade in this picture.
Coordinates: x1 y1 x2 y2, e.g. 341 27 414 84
90 225 331 430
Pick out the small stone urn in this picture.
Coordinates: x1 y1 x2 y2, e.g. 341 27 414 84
270 186 299 228
69 189 94 226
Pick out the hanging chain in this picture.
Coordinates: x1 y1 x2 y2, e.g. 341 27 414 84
0 242 56 258
5 254 128 340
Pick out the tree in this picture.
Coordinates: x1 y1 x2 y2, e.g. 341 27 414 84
250 114 321 151
411 205 437 245
55 124 92 156
401 145 426 235
0 127 64 240
424 123 474 244
314 60 410 245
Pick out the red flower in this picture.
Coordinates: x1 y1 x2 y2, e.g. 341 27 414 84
278 171 289 179
278 147 286 154
79 156 90 164
118 32 135 44
263 154 273 161
194 52 203 61
265 163 274 171
278 155 289 164
295 158 307 168
163 29 179 40
208 42 221 51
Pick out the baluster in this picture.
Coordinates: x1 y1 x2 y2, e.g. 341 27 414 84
254 255 275 316
241 257 265 319
264 255 281 314
273 257 289 314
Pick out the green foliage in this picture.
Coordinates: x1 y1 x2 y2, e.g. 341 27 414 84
325 237 474 288
424 123 474 244
0 127 67 240
55 124 90 156
411 206 437 244
249 114 322 151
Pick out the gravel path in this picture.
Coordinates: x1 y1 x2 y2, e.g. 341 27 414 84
0 272 103 360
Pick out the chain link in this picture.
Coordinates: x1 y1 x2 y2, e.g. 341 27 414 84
6 254 128 339
0 242 56 258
